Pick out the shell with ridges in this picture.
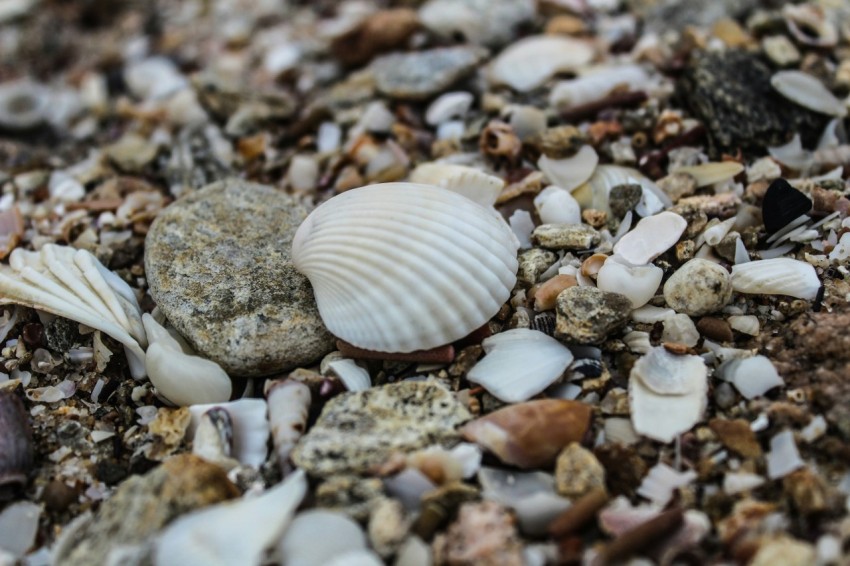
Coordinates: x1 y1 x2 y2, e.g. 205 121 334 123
292 183 519 353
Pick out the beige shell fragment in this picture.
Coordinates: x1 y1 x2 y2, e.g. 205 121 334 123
537 145 599 193
0 244 147 378
292 183 519 353
489 35 595 92
771 71 847 117
629 347 707 443
672 161 744 187
409 163 504 207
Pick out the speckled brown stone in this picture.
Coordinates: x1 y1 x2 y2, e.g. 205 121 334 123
145 179 334 376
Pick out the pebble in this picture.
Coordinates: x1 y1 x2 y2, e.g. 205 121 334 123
145 179 335 376
435 501 524 566
782 468 840 516
368 498 410 558
696 317 734 343
762 35 801 67
608 184 643 219
330 9 420 67
656 172 697 203
54 455 238 566
315 475 385 521
292 381 471 476
532 224 601 251
663 259 732 316
418 0 534 47
555 286 632 344
749 535 815 566
517 248 557 286
372 47 484 100
554 443 606 498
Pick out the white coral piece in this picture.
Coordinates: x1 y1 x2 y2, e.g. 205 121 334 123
0 244 147 378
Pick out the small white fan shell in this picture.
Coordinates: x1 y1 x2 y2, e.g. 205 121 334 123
292 183 519 353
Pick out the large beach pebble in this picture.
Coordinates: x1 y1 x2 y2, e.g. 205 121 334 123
663 258 732 316
292 381 471 476
372 47 484 100
555 286 632 344
145 179 334 376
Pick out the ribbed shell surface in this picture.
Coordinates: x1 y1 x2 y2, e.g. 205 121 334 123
292 183 519 353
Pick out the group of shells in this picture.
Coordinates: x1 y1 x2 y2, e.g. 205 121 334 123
3 0 850 563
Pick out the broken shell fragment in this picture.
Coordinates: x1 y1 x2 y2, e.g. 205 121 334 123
461 399 592 468
533 186 582 225
586 165 670 218
717 355 783 399
629 347 707 443
0 244 147 379
266 379 311 473
672 161 744 187
292 183 519 353
467 328 574 403
143 314 232 407
188 399 269 468
596 258 663 309
771 71 847 117
730 258 821 300
409 163 504 207
0 391 33 499
489 35 595 92
549 65 651 110
537 145 599 193
425 91 474 126
613 212 687 266
154 469 307 566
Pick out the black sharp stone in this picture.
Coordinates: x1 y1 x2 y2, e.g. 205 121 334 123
762 178 812 234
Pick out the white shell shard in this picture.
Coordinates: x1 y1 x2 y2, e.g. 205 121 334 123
0 501 40 558
549 65 650 109
723 471 765 495
537 145 599 193
717 355 784 399
188 399 269 468
409 163 504 207
661 313 699 348
596 257 662 308
509 209 535 249
266 379 311 472
425 91 474 126
672 162 744 188
613 211 687 266
701 217 737 247
766 430 804 480
586 165 671 217
467 328 574 403
327 358 371 391
629 347 707 443
768 134 812 171
489 35 595 92
637 463 697 507
478 466 571 537
154 470 307 566
277 510 367 566
0 244 147 379
292 183 519 353
142 314 231 407
630 305 675 324
771 71 847 117
728 315 759 336
731 258 821 300
534 186 582 225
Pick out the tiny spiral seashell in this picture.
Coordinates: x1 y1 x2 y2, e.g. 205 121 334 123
292 183 519 353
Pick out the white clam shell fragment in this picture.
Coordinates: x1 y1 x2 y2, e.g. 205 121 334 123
731 258 821 300
728 315 759 336
154 470 307 566
0 244 147 379
489 35 595 92
534 186 582 225
771 71 847 117
327 358 371 391
672 161 744 188
596 257 662 308
538 145 599 193
585 165 671 217
467 328 574 403
292 183 519 353
549 65 651 110
629 346 707 443
717 355 783 399
188 399 269 468
425 91 474 126
143 314 232 407
613 211 687 266
409 163 504 207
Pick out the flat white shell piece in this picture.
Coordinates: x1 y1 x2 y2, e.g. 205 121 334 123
292 183 519 353
467 328 574 403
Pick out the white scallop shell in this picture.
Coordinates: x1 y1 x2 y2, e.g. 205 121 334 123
409 163 504 207
730 258 821 300
292 183 519 353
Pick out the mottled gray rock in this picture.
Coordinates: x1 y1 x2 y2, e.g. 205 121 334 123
609 183 643 219
54 455 238 566
315 475 385 521
517 248 557 286
657 172 698 203
419 0 535 48
533 224 601 251
292 381 471 476
555 286 631 344
680 50 828 154
145 179 334 376
372 47 484 100
663 258 733 316
630 0 757 34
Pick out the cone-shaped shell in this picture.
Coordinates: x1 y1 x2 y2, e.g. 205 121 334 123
292 183 519 353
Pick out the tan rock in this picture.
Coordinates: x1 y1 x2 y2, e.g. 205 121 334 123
555 442 606 498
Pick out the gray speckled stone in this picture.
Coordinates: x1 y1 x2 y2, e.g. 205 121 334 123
145 179 334 376
372 47 484 100
532 224 601 251
292 381 472 476
663 258 732 316
555 286 631 344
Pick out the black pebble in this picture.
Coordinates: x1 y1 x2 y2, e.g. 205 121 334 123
762 178 812 234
